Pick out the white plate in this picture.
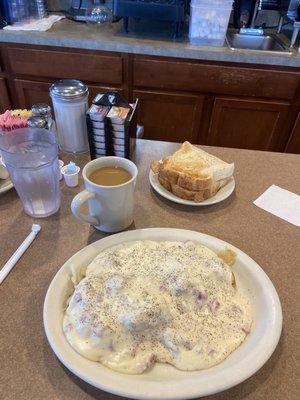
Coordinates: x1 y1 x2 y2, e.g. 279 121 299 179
43 228 282 400
149 170 235 206
0 178 13 194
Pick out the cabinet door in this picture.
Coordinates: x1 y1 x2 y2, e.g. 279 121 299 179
285 113 300 154
207 97 290 151
0 78 11 113
13 79 123 109
133 90 204 143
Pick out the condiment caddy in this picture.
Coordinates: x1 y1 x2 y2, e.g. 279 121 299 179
86 92 140 160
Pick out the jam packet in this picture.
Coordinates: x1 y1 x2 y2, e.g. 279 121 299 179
87 104 110 122
107 106 130 124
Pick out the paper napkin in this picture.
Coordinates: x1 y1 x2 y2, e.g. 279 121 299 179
4 15 65 32
254 185 300 227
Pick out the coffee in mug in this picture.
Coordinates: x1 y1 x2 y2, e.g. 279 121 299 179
88 166 132 186
71 157 137 233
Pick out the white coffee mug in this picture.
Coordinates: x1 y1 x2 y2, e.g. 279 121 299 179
71 157 138 233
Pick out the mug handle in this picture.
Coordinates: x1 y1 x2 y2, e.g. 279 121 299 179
71 189 100 226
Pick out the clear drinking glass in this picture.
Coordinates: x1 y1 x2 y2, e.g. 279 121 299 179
0 128 61 217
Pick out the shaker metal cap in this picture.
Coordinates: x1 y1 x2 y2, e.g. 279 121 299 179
49 80 89 100
31 103 52 116
27 116 47 129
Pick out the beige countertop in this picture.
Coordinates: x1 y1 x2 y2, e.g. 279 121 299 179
0 139 299 400
0 18 299 68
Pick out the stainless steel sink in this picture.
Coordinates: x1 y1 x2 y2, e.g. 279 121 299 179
226 32 293 54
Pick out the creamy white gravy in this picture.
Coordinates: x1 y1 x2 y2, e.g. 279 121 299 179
63 241 252 374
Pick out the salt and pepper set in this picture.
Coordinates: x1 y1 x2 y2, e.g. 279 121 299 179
27 103 55 130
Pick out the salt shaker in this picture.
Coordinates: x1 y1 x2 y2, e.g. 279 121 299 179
27 116 47 129
50 80 89 153
31 103 55 131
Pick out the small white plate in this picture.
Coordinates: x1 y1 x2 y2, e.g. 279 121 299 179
0 178 13 194
149 170 235 206
44 228 282 400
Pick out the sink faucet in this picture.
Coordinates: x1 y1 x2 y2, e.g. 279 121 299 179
277 0 300 48
237 0 264 35
250 0 262 28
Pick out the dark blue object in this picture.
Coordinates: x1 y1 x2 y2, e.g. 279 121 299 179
1 0 11 24
113 0 188 38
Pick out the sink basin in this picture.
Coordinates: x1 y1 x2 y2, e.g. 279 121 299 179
226 32 292 54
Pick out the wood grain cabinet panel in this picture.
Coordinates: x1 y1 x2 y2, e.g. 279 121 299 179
14 79 52 108
6 46 123 85
207 97 290 151
1 43 298 152
0 78 11 113
13 79 122 109
133 90 204 143
285 113 300 154
133 56 299 100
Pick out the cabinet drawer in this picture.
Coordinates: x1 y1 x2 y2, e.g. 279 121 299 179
133 56 299 100
13 79 123 109
6 46 123 85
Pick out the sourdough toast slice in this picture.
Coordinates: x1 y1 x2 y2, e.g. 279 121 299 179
151 142 234 191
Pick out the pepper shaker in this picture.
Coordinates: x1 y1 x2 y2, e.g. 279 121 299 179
27 116 47 129
31 103 55 131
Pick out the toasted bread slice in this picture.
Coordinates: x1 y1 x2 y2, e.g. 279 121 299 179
158 175 172 192
170 178 230 203
151 142 234 191
158 174 230 203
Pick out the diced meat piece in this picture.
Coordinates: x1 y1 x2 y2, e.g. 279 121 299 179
210 300 220 313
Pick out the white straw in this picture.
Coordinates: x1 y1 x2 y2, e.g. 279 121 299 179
0 224 41 284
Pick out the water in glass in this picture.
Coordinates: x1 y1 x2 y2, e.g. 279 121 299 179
0 128 60 217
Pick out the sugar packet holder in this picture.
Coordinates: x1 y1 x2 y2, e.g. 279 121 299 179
86 92 140 160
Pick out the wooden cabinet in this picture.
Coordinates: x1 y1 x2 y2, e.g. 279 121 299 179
133 55 299 100
0 78 11 113
133 90 204 143
13 79 123 109
0 43 299 152
13 79 52 108
5 46 123 85
207 97 290 151
285 113 300 154
133 55 299 151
